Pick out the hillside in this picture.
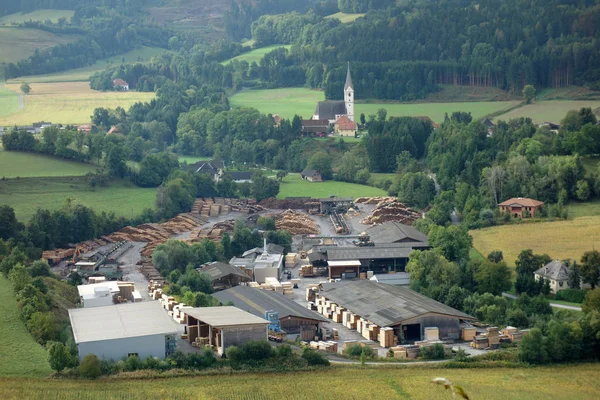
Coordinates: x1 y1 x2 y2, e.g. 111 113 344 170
0 9 74 25
0 27 79 63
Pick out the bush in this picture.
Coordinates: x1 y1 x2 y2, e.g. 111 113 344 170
555 288 586 304
99 359 117 375
343 344 375 359
225 340 275 367
79 354 102 379
302 348 330 366
419 344 446 360
124 355 142 371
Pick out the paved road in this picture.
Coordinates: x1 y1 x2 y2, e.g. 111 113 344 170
502 292 582 311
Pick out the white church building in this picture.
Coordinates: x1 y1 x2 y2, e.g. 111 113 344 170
312 63 354 124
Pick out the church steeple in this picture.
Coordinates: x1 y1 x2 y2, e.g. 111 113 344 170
344 62 353 90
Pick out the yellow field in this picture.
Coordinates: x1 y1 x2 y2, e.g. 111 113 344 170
470 216 600 265
1 364 599 399
0 82 155 125
493 100 600 124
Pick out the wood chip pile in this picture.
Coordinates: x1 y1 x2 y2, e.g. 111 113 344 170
354 196 396 205
275 210 320 235
361 200 421 226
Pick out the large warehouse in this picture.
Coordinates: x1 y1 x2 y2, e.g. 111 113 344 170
213 286 327 340
69 301 178 361
318 281 475 344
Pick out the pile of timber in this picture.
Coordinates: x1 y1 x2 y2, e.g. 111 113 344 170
361 199 421 226
259 197 320 211
189 219 236 243
275 210 320 235
309 341 338 353
469 326 525 350
194 198 264 217
299 264 314 277
42 248 75 264
390 345 421 360
354 196 396 205
140 263 165 284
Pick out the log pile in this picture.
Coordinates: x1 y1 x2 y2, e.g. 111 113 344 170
189 219 236 243
354 196 396 205
361 200 421 226
259 197 320 210
193 198 264 217
275 210 320 234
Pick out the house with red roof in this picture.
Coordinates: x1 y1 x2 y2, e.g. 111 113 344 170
498 197 544 218
334 115 358 137
112 79 129 91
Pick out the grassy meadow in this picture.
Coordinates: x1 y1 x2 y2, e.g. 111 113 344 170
229 88 519 121
0 177 157 221
178 155 211 165
1 364 600 399
0 276 52 377
277 173 386 199
470 216 600 266
0 9 74 25
0 27 79 63
492 100 600 124
0 82 155 125
0 86 19 118
0 149 97 178
325 12 365 23
222 45 292 65
8 46 168 84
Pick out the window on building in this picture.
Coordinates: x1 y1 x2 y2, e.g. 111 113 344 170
559 281 564 287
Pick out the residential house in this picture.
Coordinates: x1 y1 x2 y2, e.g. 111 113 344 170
498 197 544 218
482 118 495 136
535 260 569 294
301 168 323 182
539 122 560 133
191 160 224 181
78 124 93 133
226 171 252 183
334 115 358 137
272 114 282 127
113 79 129 91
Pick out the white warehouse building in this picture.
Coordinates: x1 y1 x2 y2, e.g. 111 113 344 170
68 301 178 361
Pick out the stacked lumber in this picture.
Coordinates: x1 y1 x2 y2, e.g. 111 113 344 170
281 281 294 298
361 200 421 226
424 327 439 341
378 327 394 348
391 345 420 359
140 263 165 284
285 253 298 265
487 327 500 346
274 210 320 235
42 248 75 263
310 341 338 353
191 337 210 348
172 304 193 324
299 265 314 277
259 197 320 210
354 196 396 205
461 327 477 342
118 282 135 301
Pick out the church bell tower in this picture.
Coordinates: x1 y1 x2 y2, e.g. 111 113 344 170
344 62 354 122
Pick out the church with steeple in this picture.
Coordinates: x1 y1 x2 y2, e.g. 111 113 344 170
312 63 355 124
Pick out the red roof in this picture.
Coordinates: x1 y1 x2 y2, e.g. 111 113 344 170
273 114 282 124
335 115 357 131
113 79 128 86
498 197 544 207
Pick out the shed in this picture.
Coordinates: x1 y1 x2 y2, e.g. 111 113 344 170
198 261 251 291
183 306 269 355
366 222 427 244
68 301 178 361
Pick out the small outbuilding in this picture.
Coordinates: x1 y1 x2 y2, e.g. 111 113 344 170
69 301 178 361
301 168 323 182
198 261 251 291
183 306 269 356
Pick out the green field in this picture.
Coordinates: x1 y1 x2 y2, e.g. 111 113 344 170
0 276 52 377
229 88 519 121
1 364 600 399
0 9 74 25
277 173 386 199
0 82 155 125
0 27 79 63
493 100 600 124
0 86 18 118
7 46 168 84
0 177 157 221
325 12 365 23
222 45 292 65
178 155 211 164
0 150 98 178
568 200 600 218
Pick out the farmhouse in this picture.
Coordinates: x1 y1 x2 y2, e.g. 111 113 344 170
77 124 93 133
212 286 327 340
482 118 495 136
183 306 269 356
498 197 544 218
301 119 329 136
366 221 427 244
312 63 354 123
113 78 129 91
535 260 570 294
191 160 224 181
334 115 357 137
301 168 323 182
318 281 476 344
198 261 251 291
68 301 178 361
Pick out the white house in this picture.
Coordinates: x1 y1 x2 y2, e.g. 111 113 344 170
68 301 178 361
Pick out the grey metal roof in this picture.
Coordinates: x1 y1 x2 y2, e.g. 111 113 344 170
242 243 284 258
68 301 178 344
227 171 252 181
314 101 346 121
367 222 427 244
326 243 428 261
184 306 269 327
371 273 411 286
199 262 250 281
319 281 475 327
535 260 569 281
213 286 327 323
301 168 320 177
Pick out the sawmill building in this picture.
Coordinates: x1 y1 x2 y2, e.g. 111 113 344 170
198 261 251 291
213 286 327 340
318 281 475 343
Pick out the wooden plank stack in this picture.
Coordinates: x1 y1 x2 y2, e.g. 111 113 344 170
310 341 338 353
378 327 394 348
191 337 210 348
461 327 477 341
424 327 439 341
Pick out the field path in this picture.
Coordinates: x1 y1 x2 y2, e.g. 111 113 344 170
502 292 582 311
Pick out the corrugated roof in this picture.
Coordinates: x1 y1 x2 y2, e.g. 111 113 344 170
69 302 178 344
184 306 269 327
213 286 327 322
199 262 250 281
319 281 475 327
326 243 428 261
370 273 411 285
367 222 427 244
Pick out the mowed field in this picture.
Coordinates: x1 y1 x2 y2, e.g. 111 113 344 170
470 216 600 266
229 88 519 122
493 100 600 124
222 45 292 65
0 276 52 377
277 173 386 199
0 9 74 25
0 177 157 221
0 27 79 63
8 46 168 84
0 86 19 118
0 82 155 125
1 364 600 399
0 149 97 178
325 12 365 23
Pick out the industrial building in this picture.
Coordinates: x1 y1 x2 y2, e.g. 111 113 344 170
213 286 327 340
366 222 427 244
370 272 411 286
77 281 139 307
183 306 269 356
230 241 283 284
198 261 251 291
317 281 475 344
319 197 354 214
69 302 178 361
